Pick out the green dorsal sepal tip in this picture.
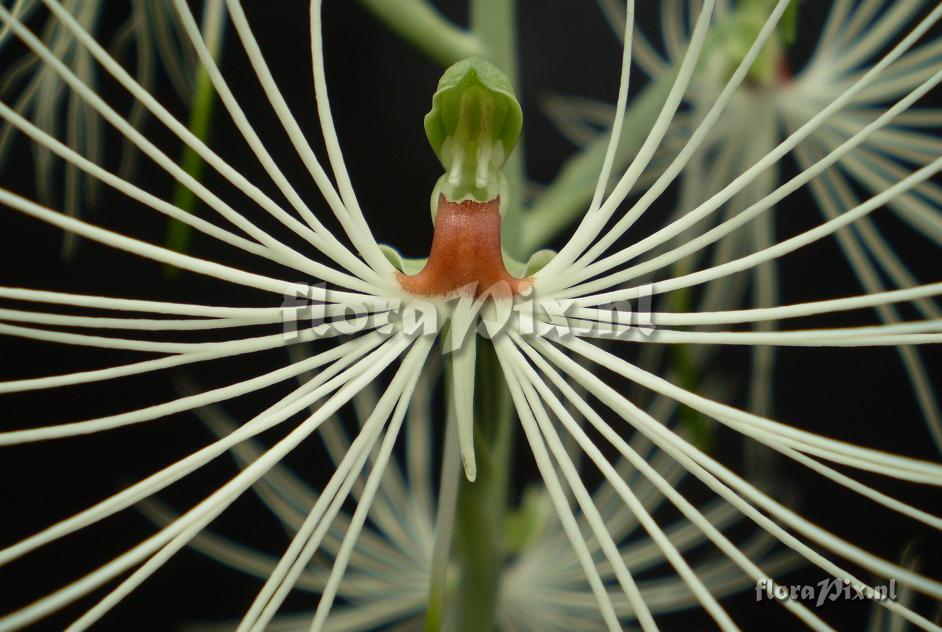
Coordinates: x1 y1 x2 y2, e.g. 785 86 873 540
425 57 522 213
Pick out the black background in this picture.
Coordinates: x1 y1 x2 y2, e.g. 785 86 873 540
0 1 940 630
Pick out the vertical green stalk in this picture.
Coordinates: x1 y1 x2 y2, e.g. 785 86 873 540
453 337 513 632
164 0 225 275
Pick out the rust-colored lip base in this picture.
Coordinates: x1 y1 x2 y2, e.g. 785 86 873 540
396 195 530 299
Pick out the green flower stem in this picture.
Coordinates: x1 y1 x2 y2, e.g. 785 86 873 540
453 338 514 632
164 0 226 275
521 69 675 253
357 0 485 67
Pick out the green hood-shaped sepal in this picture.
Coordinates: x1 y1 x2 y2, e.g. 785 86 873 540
424 57 522 203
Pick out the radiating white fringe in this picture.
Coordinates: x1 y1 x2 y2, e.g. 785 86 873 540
0 0 940 630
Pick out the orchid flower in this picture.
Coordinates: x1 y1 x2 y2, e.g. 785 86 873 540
0 1 940 630
574 0 942 457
